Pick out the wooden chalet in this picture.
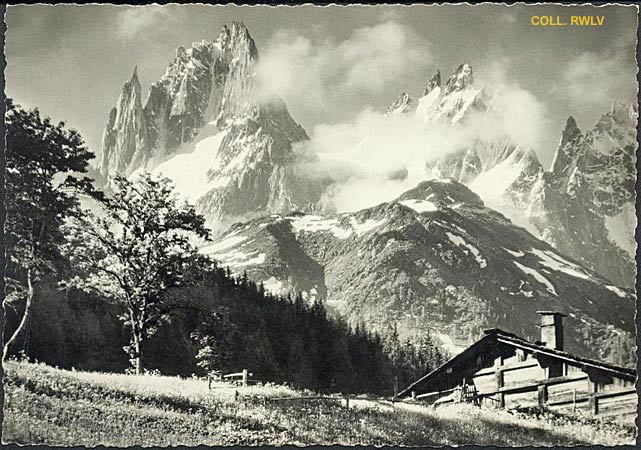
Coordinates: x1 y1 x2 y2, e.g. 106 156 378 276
399 312 636 418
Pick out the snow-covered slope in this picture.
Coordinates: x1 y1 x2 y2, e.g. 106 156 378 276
99 22 328 228
205 179 635 366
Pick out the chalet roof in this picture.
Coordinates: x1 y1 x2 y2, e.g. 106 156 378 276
398 328 635 398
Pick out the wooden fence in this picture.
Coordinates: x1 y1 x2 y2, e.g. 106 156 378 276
208 369 257 388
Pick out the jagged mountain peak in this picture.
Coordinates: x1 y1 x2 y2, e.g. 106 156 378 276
443 63 474 95
120 66 141 96
218 21 258 60
385 92 415 115
100 21 325 228
560 115 582 147
220 20 250 39
423 68 442 96
530 100 637 287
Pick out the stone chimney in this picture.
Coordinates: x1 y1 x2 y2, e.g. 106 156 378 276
537 311 566 351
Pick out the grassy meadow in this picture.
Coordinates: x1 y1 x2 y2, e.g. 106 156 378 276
2 360 636 446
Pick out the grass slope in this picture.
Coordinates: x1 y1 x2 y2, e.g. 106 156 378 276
2 361 635 446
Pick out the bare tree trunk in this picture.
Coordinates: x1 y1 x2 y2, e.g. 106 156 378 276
134 335 143 375
3 267 34 362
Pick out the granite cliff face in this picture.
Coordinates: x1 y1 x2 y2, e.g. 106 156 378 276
526 104 638 287
99 22 327 227
204 179 635 366
100 67 148 177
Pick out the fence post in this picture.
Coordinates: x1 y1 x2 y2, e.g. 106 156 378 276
345 395 350 409
588 379 598 415
537 385 547 409
242 368 248 387
495 368 505 408
393 375 399 404
572 389 577 412
411 391 416 401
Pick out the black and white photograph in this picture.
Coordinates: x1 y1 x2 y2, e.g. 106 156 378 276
2 2 639 446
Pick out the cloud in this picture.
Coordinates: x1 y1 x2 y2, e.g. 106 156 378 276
117 6 172 40
561 49 637 110
473 61 548 149
257 20 431 118
303 110 474 212
292 64 548 213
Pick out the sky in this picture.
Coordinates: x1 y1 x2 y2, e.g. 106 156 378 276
5 3 638 168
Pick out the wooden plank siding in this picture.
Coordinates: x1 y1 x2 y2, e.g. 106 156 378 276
416 354 636 418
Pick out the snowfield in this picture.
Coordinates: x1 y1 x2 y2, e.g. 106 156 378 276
349 217 387 235
146 131 228 204
604 202 636 258
530 248 593 281
201 232 248 254
605 285 628 298
445 232 487 268
288 215 353 239
399 199 439 213
513 261 557 296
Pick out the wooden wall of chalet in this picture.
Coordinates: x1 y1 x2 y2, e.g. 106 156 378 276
475 352 635 417
425 351 636 418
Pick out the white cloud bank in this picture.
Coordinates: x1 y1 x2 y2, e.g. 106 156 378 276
294 78 547 213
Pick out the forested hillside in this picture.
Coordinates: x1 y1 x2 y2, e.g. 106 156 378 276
5 266 446 394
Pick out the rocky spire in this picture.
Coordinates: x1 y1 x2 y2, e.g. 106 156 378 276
218 21 258 62
549 116 583 178
559 116 581 148
385 92 414 114
121 65 141 96
176 46 187 59
100 66 146 178
443 64 474 95
423 69 441 96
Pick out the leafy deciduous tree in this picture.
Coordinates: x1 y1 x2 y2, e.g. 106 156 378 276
63 173 210 374
4 99 97 361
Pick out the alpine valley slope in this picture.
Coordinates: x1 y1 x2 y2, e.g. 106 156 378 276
387 64 638 287
203 179 635 366
98 22 327 228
